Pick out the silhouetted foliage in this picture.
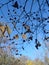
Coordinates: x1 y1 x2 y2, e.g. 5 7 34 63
0 0 49 57
12 1 19 9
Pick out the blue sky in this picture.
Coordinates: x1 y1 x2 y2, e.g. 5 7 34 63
0 0 49 60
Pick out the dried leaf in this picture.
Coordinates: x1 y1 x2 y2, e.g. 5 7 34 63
13 34 19 39
23 24 30 30
12 1 19 9
7 26 12 34
0 26 5 33
22 34 27 39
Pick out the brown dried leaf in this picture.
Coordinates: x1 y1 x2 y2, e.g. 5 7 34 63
22 34 27 39
0 26 5 33
13 34 19 39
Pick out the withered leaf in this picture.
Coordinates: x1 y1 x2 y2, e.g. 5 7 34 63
13 34 19 39
22 34 27 39
12 1 19 9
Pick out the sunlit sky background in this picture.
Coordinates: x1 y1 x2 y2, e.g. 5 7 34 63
0 0 49 60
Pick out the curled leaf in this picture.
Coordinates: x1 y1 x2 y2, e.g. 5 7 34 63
22 34 27 39
23 24 30 30
6 25 12 35
0 26 5 33
13 34 19 39
12 1 19 9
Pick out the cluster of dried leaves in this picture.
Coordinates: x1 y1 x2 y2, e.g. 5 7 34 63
0 0 49 56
